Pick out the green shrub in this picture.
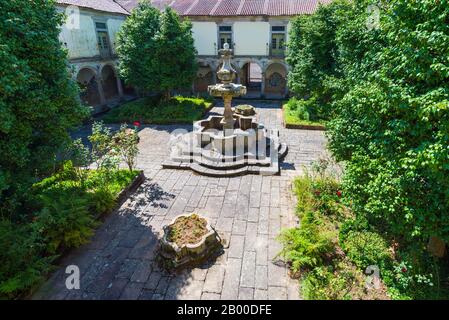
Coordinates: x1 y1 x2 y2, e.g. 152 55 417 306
286 97 310 121
340 231 392 270
293 173 344 219
278 211 335 272
113 125 139 171
286 0 449 299
1 164 138 299
0 220 53 298
34 194 96 254
283 97 329 126
286 0 351 121
0 0 88 217
302 263 359 300
87 188 117 215
327 0 449 243
103 96 212 124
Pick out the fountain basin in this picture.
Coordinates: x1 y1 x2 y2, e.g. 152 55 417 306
208 83 247 98
193 115 265 156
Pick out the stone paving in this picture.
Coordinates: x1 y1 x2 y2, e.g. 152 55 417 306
33 100 328 300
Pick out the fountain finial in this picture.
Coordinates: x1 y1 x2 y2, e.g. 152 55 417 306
217 43 236 85
208 43 247 132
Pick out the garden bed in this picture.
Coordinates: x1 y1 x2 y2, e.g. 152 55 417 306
282 103 326 130
101 96 214 125
278 167 391 300
1 164 143 300
166 214 209 247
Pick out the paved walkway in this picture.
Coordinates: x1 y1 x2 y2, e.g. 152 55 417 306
33 100 328 300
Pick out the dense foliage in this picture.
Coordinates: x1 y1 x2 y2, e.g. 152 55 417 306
102 96 212 124
285 0 449 299
0 0 88 217
328 0 449 244
286 0 350 121
0 123 140 299
283 98 326 126
117 2 197 99
279 167 390 300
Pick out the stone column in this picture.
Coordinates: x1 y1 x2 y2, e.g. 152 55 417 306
222 93 235 133
96 76 107 106
212 71 217 85
261 72 266 98
116 76 124 100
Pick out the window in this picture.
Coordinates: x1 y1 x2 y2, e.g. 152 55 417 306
271 26 285 32
218 25 233 49
95 21 111 58
271 25 286 56
219 26 232 32
98 32 110 50
95 22 107 30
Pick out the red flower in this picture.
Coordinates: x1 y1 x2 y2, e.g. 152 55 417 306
401 267 407 273
336 190 342 198
133 121 141 127
314 190 321 196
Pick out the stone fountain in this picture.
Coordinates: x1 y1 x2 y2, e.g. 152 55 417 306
208 43 247 133
163 44 288 177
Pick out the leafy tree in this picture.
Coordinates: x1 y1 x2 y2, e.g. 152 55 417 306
286 0 351 120
153 7 198 100
287 0 449 298
117 3 197 100
116 1 161 93
327 0 449 243
0 0 88 217
113 125 139 171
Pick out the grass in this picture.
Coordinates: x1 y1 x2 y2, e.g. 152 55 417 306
283 102 326 127
102 96 213 124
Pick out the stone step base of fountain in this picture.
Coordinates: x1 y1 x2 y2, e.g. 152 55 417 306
171 154 272 170
162 143 288 177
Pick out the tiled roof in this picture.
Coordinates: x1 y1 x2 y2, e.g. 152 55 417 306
171 0 333 16
56 0 129 15
57 0 333 16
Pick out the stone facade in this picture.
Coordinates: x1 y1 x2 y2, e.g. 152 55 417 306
56 0 328 105
57 3 129 112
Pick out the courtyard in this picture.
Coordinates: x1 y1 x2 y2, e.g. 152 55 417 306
33 100 327 300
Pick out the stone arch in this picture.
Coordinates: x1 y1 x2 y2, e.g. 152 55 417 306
240 61 263 90
264 62 288 97
76 67 101 106
100 64 119 100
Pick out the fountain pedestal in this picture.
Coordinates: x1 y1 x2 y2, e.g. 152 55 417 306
221 94 235 132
